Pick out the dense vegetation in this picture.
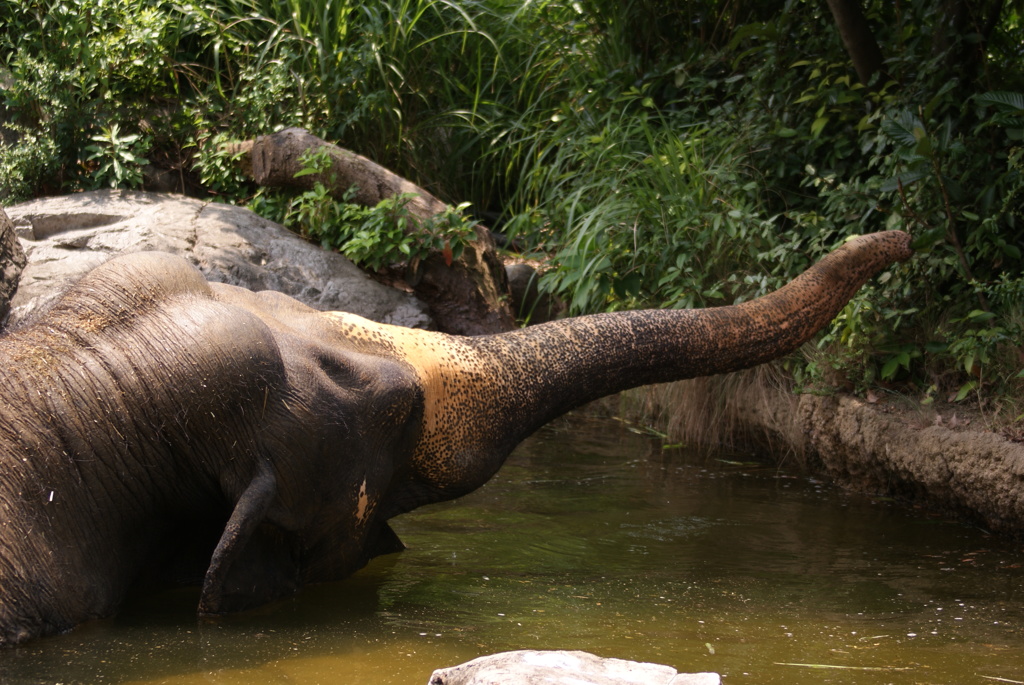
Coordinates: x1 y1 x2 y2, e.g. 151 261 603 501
1 0 1022 423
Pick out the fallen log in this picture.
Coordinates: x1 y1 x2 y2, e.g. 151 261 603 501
229 128 514 335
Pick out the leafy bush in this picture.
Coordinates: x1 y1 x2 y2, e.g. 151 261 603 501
252 149 478 271
490 0 1024 413
83 124 150 189
0 0 181 199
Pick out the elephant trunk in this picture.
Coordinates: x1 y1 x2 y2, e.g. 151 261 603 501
409 231 913 497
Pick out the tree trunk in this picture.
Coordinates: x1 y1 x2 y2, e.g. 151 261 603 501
825 0 887 86
235 128 515 336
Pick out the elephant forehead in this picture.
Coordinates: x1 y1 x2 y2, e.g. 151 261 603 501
161 300 284 375
205 289 427 410
94 300 283 416
318 311 488 408
37 252 213 333
4 290 279 385
317 313 502 490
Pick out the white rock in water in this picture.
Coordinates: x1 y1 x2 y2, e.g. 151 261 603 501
428 650 721 685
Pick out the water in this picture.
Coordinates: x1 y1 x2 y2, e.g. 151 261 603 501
1 414 1022 684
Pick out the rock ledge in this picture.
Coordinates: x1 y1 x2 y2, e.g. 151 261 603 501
5 190 431 329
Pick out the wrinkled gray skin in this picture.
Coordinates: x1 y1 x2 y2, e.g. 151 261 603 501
0 232 912 645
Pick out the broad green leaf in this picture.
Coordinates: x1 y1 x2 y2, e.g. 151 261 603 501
967 309 996 322
975 91 1024 111
879 168 929 192
914 133 932 157
881 110 924 148
881 356 901 379
954 380 978 402
909 226 945 250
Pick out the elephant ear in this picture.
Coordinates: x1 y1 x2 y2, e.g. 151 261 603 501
198 463 300 615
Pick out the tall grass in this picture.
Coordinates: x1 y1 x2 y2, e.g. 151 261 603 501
500 90 777 314
179 0 556 207
619 366 801 456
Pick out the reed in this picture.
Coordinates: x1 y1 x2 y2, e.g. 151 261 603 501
618 365 802 457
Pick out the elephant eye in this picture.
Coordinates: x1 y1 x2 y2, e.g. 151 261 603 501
312 348 367 389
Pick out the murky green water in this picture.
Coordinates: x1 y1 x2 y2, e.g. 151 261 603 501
1 415 1022 684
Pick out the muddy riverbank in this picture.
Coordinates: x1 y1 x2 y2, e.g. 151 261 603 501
633 378 1024 537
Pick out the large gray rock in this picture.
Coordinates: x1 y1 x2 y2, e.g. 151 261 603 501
5 190 432 328
0 205 26 323
428 650 721 685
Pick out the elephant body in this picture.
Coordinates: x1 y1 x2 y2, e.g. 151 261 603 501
0 253 422 642
0 232 912 644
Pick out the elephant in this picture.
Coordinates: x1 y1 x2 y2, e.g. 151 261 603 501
0 230 912 645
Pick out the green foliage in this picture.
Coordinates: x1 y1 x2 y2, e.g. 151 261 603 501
337 198 478 271
172 0 522 204
0 0 180 198
0 131 59 203
83 124 150 189
257 148 478 271
487 0 1023 410
498 88 771 313
189 132 252 198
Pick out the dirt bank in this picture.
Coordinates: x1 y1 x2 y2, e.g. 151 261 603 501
628 376 1024 537
741 391 1024 535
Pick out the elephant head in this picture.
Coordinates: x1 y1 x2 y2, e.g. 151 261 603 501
0 230 912 644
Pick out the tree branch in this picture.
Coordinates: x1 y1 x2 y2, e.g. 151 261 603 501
232 128 515 335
